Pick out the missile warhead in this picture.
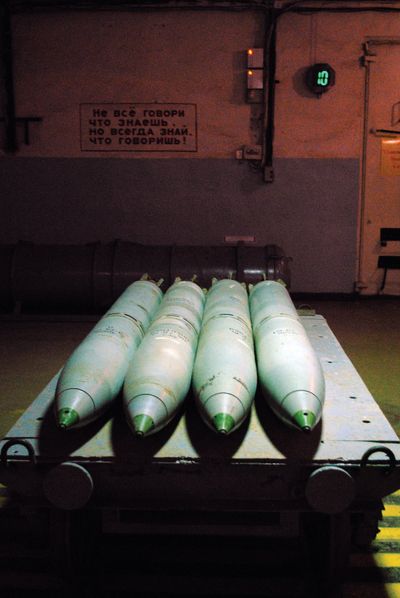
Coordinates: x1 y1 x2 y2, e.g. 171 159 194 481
57 407 80 430
192 279 257 435
213 412 235 435
54 280 163 429
249 280 325 431
125 390 168 437
123 280 205 436
133 414 155 437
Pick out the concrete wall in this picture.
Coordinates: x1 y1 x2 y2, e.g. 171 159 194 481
1 6 400 293
0 156 358 293
10 11 262 158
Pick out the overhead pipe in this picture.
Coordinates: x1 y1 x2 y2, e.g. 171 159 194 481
1 0 17 152
0 241 291 312
262 7 277 183
10 0 271 13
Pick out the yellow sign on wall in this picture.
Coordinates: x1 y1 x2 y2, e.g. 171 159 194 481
381 138 400 175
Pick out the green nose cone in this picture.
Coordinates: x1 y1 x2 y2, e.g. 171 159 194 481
57 408 80 430
213 413 235 435
293 410 317 432
133 414 155 437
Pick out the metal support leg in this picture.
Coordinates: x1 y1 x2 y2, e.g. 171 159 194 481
302 511 351 597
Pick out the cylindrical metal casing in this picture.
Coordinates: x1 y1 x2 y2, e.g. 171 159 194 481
249 280 325 431
192 279 257 434
123 280 205 435
0 242 290 311
55 280 163 428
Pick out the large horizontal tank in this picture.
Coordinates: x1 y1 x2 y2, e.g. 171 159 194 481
0 242 290 311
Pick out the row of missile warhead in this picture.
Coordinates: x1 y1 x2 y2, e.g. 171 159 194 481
54 277 325 436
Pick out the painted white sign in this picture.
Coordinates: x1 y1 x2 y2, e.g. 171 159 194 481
80 103 197 152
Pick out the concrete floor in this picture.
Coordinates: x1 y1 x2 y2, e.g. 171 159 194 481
1 296 399 439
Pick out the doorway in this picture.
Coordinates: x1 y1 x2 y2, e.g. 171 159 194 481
359 40 400 295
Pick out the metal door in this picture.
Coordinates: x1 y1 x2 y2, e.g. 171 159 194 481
359 41 400 295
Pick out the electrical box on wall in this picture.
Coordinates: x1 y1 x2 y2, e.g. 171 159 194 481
247 48 263 69
247 69 263 89
246 48 264 103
